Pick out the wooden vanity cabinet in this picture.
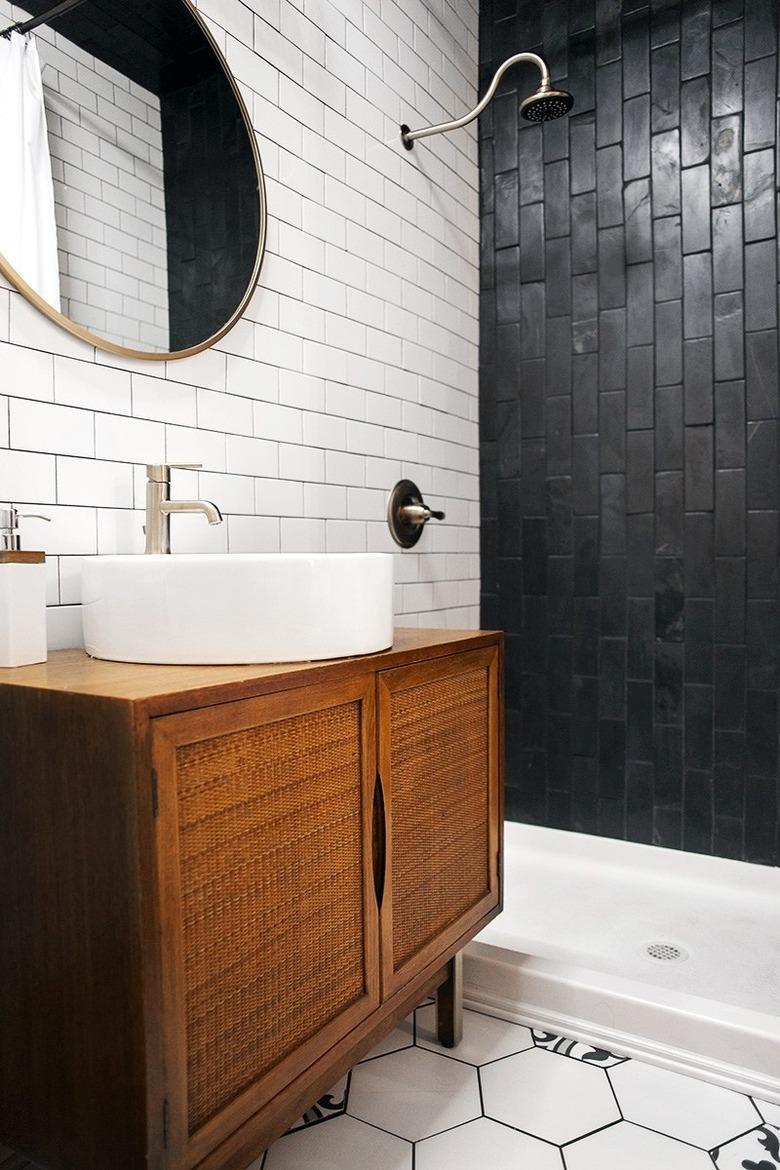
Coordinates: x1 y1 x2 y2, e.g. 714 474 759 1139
0 629 502 1170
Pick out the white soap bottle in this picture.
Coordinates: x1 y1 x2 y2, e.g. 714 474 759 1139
0 506 50 667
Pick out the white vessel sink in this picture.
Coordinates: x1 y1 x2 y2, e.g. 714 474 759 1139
81 553 394 665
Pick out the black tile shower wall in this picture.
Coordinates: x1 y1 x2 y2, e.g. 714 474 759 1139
479 0 780 863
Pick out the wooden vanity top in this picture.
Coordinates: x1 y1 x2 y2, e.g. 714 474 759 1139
0 628 502 714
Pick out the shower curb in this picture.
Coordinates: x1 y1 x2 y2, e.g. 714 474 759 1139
464 941 780 1106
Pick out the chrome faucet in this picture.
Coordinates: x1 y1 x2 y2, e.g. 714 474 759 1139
144 463 223 554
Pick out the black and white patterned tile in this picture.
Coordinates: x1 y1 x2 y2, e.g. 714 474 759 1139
285 1071 350 1133
532 1027 627 1066
713 1124 780 1169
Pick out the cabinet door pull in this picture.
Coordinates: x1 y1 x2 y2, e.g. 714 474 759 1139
372 771 387 910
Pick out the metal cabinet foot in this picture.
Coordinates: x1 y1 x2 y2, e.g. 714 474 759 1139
435 952 463 1048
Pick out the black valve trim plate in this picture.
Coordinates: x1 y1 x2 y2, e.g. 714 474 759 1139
386 479 445 548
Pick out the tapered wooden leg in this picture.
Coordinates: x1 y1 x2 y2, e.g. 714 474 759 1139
436 952 463 1048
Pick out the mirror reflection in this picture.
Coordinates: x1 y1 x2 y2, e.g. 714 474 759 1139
0 0 265 357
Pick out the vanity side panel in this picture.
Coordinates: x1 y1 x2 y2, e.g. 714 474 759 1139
0 686 148 1170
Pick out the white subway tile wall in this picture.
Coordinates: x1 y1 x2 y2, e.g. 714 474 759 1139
0 0 479 649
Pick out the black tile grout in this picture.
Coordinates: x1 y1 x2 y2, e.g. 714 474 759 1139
605 1066 624 1122
749 1094 775 1123
484 1113 567 1151
558 1116 623 1148
341 1107 418 1147
624 1115 758 1156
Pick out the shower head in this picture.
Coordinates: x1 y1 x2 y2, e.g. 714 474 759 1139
520 84 575 123
400 50 574 149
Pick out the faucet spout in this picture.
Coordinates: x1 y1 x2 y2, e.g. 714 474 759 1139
160 499 223 525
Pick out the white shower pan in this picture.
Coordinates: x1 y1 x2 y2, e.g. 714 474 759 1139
466 823 780 1104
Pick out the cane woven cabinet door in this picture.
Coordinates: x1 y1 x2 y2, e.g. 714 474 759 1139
377 646 501 997
151 676 380 1170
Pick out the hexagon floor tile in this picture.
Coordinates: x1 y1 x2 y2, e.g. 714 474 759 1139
609 1056 761 1149
347 1045 481 1140
258 1005 779 1170
564 1120 714 1170
359 1013 414 1062
416 1004 535 1065
416 1116 562 1170
262 1114 412 1170
481 1045 620 1143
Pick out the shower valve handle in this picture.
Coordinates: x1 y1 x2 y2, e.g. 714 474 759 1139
400 503 445 525
387 480 446 548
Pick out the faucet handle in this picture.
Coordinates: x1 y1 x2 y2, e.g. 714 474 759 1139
146 463 202 481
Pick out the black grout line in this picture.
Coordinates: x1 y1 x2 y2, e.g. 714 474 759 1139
341 1108 419 1146
559 1117 623 1148
455 1044 537 1069
748 1094 773 1123
358 1039 414 1064
470 1046 534 1071
487 1115 563 1150
413 1113 485 1147
418 1043 484 1071
604 1067 624 1122
622 1116 751 1155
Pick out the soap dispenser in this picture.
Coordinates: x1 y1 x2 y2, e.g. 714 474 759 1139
0 506 50 667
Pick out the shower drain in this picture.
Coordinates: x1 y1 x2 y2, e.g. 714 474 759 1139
643 941 690 963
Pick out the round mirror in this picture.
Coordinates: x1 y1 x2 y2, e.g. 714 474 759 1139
0 0 266 360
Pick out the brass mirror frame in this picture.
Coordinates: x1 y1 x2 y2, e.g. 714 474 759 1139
0 0 267 362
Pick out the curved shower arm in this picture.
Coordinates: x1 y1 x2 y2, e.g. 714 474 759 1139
401 51 550 148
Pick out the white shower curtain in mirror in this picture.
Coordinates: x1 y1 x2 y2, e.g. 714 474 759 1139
0 33 60 310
